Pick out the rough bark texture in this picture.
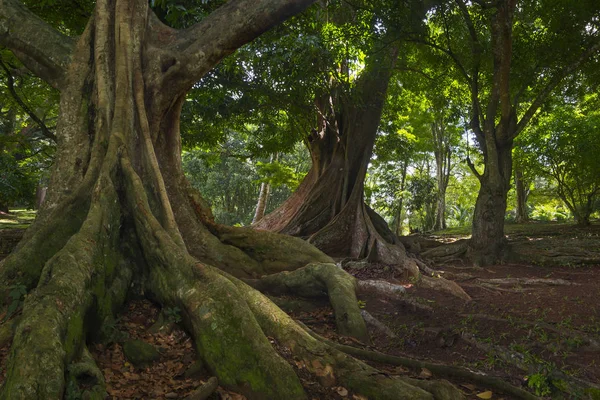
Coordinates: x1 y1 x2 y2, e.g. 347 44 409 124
254 46 413 267
0 1 463 398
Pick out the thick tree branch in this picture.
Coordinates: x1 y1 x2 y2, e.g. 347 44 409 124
466 155 482 181
514 39 600 138
0 58 57 142
167 0 316 94
0 0 75 89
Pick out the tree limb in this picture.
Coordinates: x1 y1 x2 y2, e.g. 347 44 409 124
514 39 600 138
166 0 316 94
0 57 57 142
0 0 75 89
466 155 482 181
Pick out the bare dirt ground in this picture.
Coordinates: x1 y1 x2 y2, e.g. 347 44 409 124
1 222 599 399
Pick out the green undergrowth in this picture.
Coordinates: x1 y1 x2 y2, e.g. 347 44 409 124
0 209 36 229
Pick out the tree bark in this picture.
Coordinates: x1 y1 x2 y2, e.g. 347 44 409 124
252 153 275 224
432 120 451 231
252 181 271 223
0 1 462 399
255 46 413 266
514 166 528 223
392 160 408 236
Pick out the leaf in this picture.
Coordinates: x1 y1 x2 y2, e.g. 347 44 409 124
461 383 476 391
336 387 348 396
477 391 493 399
419 368 432 379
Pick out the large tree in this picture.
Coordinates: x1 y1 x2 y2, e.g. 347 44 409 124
418 0 600 264
0 0 462 398
254 1 418 267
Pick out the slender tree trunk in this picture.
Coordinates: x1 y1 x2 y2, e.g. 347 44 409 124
393 160 408 236
252 153 275 223
434 187 447 231
514 166 529 223
252 181 271 223
35 183 47 209
432 120 451 231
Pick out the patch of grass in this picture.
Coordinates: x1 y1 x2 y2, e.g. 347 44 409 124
0 209 36 229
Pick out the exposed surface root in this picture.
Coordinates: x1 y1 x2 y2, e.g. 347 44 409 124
0 317 18 348
360 310 397 338
0 192 90 301
1 169 130 398
229 275 465 400
184 376 218 400
306 329 538 400
66 346 107 400
358 279 407 295
418 276 471 301
421 240 469 262
244 263 369 342
216 225 334 275
124 157 468 399
123 157 306 400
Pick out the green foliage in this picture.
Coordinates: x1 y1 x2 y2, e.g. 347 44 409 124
0 51 57 209
406 173 436 231
0 153 37 209
255 160 303 191
519 94 600 224
530 199 569 222
182 132 309 226
526 372 552 396
163 306 182 324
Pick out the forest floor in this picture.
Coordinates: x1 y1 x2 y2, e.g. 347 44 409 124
1 216 599 399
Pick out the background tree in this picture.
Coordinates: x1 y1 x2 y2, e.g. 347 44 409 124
520 94 600 225
254 1 413 264
0 51 57 211
416 0 600 264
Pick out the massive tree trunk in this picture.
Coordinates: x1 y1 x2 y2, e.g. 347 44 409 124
254 47 414 266
0 1 462 399
468 142 512 266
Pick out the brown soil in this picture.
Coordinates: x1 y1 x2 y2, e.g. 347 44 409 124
1 223 599 399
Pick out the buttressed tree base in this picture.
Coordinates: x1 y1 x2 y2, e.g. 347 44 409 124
0 0 464 398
